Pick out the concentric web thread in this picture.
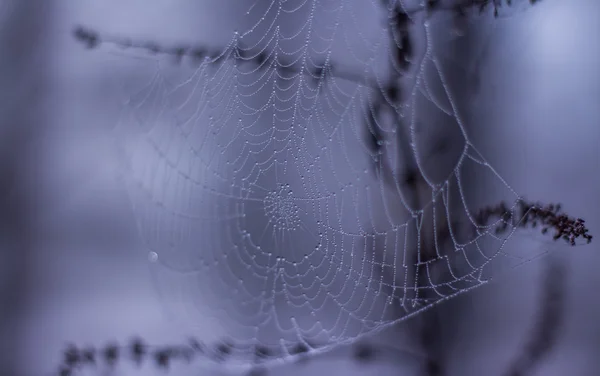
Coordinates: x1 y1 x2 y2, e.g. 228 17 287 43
110 0 546 367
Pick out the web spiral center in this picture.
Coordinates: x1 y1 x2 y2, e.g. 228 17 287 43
264 184 301 232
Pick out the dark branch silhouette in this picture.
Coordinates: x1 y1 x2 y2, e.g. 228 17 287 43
71 0 543 92
476 200 593 246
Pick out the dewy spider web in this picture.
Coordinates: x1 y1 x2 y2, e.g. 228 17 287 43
110 0 545 367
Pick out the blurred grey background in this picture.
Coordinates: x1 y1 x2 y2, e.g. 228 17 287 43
0 0 598 375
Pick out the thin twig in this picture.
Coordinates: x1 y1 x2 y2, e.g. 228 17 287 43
476 200 593 246
71 1 541 92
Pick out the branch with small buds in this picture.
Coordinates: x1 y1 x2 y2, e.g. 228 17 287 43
475 200 593 246
55 336 425 376
57 338 200 376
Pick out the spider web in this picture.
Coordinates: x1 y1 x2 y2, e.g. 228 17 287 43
110 0 545 367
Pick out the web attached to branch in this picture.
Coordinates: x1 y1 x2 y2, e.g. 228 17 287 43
110 0 547 367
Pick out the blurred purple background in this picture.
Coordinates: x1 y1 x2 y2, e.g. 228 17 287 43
1 0 598 375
